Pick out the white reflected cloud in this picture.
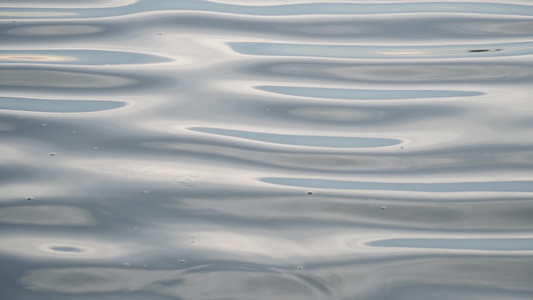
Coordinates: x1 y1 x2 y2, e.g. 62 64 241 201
0 235 132 260
2 0 138 8
0 54 77 62
7 25 103 36
0 70 137 88
0 12 76 17
0 205 96 226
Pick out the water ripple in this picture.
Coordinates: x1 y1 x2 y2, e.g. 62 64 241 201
190 127 403 148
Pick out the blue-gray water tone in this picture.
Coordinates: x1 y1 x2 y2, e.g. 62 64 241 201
1 0 533 299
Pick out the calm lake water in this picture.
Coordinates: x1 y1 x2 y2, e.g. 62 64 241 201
1 1 533 299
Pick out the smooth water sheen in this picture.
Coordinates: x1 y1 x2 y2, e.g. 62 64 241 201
1 1 533 299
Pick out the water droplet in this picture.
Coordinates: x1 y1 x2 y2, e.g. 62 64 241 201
179 259 185 264
49 152 56 156
380 206 387 210
306 191 314 196
123 263 130 268
297 266 303 270
26 196 34 201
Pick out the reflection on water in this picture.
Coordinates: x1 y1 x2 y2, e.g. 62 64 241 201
367 238 533 251
0 50 170 65
190 127 402 148
261 177 533 192
257 85 483 100
1 0 533 299
232 41 533 59
0 97 125 113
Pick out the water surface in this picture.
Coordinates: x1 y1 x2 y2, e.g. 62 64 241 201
1 0 533 299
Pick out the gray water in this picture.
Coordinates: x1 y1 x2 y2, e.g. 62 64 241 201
1 1 533 299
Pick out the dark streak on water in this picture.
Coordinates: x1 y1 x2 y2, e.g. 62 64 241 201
1 0 533 299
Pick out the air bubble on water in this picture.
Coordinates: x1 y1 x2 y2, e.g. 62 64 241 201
26 196 33 201
123 263 130 268
297 266 303 270
179 259 185 264
306 191 314 196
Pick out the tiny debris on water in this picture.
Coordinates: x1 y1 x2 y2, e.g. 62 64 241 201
297 266 303 270
179 259 185 264
123 263 130 268
26 196 33 201
49 152 56 156
306 191 314 195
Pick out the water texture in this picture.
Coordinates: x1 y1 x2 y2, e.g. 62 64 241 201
1 0 533 299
